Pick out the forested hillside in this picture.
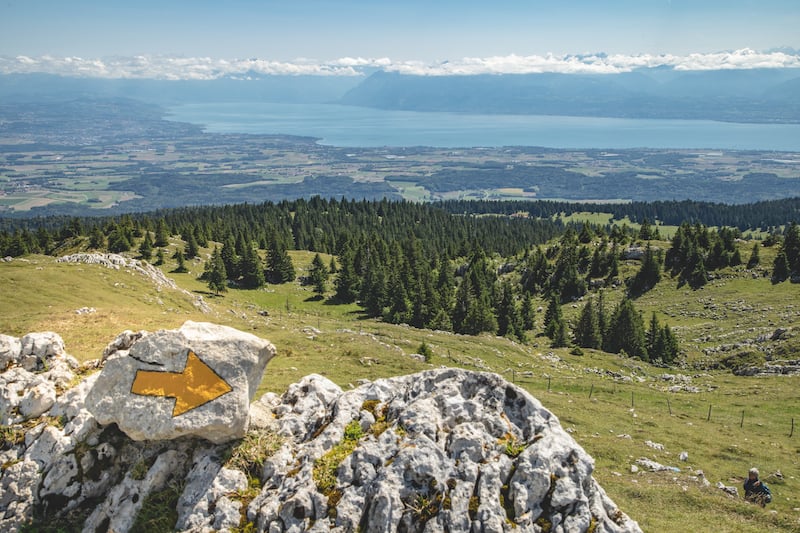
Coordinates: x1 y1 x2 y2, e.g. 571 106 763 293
3 196 800 366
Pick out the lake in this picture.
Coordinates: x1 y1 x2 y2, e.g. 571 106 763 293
167 102 800 151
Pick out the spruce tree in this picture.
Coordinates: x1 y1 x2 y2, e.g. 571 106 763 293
240 244 265 289
543 295 563 340
154 247 165 266
138 231 153 260
154 219 170 247
308 253 329 297
221 234 240 282
206 247 228 295
629 243 661 296
520 291 535 331
266 238 295 284
184 232 200 259
747 242 760 269
772 249 791 283
496 281 521 339
574 298 602 349
173 249 188 273
783 222 800 274
88 226 105 250
551 317 570 348
333 245 360 303
385 270 412 325
605 299 648 360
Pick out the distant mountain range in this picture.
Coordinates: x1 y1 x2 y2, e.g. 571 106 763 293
339 69 800 123
1 67 799 123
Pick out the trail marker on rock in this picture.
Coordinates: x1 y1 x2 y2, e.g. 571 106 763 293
131 349 232 416
86 321 276 443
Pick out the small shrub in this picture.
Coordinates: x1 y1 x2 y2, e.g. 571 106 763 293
418 341 434 362
499 433 526 458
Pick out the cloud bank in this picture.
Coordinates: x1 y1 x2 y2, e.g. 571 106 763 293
1 49 798 80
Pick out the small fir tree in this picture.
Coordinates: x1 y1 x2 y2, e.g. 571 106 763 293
308 253 329 297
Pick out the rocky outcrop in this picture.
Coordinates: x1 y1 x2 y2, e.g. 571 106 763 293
0 326 641 533
56 253 212 313
86 321 277 444
248 369 641 533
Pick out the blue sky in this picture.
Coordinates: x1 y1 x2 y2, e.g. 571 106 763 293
1 1 799 78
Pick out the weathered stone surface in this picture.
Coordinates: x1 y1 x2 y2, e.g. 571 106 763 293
249 368 642 533
0 327 643 533
0 334 21 369
176 449 248 531
86 321 276 444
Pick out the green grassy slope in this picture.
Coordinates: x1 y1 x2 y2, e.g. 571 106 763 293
1 245 799 531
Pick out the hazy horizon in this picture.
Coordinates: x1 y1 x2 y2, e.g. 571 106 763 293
1 0 799 80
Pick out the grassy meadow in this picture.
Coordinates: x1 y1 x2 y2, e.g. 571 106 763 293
1 237 799 531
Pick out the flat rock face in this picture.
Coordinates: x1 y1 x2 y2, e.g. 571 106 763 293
85 321 276 444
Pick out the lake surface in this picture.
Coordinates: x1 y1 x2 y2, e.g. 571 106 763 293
167 103 800 151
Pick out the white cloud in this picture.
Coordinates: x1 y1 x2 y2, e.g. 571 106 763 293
0 49 798 79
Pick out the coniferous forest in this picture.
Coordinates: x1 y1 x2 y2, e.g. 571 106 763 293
2 196 800 365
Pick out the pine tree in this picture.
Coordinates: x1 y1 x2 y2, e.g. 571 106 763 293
747 242 760 268
221 234 240 282
240 244 265 289
647 312 660 356
333 245 360 303
551 317 570 348
107 224 132 253
574 298 602 349
266 238 295 284
783 222 800 275
772 249 791 283
308 253 329 297
520 291 535 331
184 232 200 259
385 270 412 325
173 249 188 274
543 295 563 340
154 248 165 266
629 243 661 296
606 245 620 281
496 281 522 339
154 219 170 247
605 299 648 360
138 232 153 260
206 247 228 295
88 226 105 250
686 247 708 288
638 218 653 240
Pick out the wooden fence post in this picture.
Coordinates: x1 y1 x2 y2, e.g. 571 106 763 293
740 410 744 428
707 405 712 422
667 398 672 416
589 384 594 399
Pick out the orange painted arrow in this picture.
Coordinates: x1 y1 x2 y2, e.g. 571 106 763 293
131 350 233 417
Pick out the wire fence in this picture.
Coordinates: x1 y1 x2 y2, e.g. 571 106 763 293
506 370 798 439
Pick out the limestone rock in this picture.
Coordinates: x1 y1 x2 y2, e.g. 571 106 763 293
0 334 21 369
86 321 276 444
0 327 640 533
249 368 642 532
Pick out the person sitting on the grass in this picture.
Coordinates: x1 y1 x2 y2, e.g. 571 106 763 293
744 467 772 507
